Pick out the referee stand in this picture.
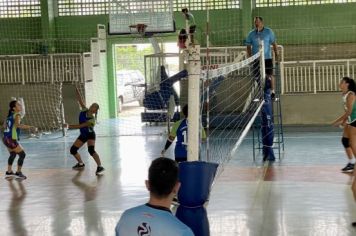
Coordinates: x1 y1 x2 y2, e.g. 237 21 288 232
253 62 285 161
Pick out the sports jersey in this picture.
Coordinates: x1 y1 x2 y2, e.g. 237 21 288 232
3 112 20 140
79 108 95 135
343 91 356 123
170 119 188 158
246 27 276 60
170 118 206 159
115 203 194 236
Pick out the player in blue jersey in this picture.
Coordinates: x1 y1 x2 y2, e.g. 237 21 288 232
115 157 194 236
161 104 206 162
161 105 189 162
63 86 104 175
3 100 37 180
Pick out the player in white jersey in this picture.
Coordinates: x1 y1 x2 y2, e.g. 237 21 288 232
115 158 194 236
331 77 356 227
332 77 356 172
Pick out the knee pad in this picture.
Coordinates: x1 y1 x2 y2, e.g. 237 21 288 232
17 151 26 166
70 146 79 155
88 146 96 156
8 152 17 166
342 137 350 148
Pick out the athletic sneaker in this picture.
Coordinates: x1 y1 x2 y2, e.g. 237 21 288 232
341 163 354 172
96 166 105 175
5 171 15 179
15 172 27 180
72 163 85 170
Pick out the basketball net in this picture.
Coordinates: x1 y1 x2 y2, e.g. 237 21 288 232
130 24 147 44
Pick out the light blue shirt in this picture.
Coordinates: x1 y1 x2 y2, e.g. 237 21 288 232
115 204 194 236
246 27 276 59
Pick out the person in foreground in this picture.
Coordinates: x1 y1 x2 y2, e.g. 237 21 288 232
115 157 194 236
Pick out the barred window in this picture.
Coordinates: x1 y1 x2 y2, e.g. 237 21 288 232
256 0 356 7
58 0 110 16
58 0 240 16
0 0 40 18
174 0 240 11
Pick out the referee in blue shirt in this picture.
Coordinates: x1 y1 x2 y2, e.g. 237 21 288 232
246 16 278 98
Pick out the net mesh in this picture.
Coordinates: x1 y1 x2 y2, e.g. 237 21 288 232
200 51 264 175
0 14 111 136
0 84 64 133
0 53 84 134
137 51 183 135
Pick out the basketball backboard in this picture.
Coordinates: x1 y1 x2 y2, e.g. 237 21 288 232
109 0 175 35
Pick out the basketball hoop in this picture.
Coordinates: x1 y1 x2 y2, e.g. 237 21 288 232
129 24 148 44
129 23 147 36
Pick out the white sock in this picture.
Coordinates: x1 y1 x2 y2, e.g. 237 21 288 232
350 158 355 164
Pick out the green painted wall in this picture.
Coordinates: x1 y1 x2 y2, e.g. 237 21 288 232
54 15 108 53
0 18 42 54
253 4 356 45
2 4 356 53
1 3 356 118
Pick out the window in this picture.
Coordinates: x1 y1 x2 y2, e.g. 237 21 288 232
174 0 240 11
58 0 240 16
256 0 356 7
58 0 110 16
0 0 40 18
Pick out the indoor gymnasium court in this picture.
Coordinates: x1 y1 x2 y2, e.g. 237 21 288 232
0 124 354 235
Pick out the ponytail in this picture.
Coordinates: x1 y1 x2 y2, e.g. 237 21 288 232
348 77 356 93
8 100 17 118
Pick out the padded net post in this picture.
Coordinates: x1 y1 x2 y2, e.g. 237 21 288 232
187 45 201 162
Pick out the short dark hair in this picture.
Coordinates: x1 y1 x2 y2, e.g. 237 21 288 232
148 158 179 197
182 7 188 13
255 16 263 22
182 104 188 117
342 76 356 93
179 28 187 35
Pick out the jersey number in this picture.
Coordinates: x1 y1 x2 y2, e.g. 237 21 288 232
4 120 11 132
182 130 187 146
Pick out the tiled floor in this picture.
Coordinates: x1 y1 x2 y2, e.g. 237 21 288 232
0 119 355 236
